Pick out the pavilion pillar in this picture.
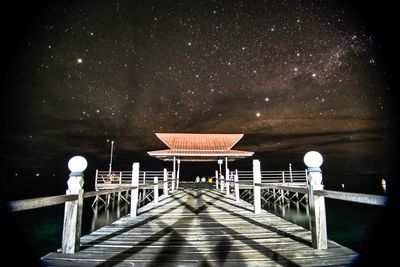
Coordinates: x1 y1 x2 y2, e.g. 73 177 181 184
218 159 223 191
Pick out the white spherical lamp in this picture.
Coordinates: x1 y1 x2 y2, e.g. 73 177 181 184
68 156 88 174
303 151 323 168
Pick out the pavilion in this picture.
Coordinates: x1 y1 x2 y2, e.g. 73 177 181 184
147 133 254 184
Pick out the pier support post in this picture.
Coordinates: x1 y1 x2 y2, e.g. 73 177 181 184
215 170 219 190
130 162 140 217
253 159 261 214
235 169 240 203
62 156 87 254
220 175 224 192
154 176 159 204
226 168 230 196
304 151 327 250
163 168 168 196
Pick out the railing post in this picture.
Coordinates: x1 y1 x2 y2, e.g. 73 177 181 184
253 159 261 214
235 169 240 203
215 170 219 190
95 169 98 189
118 172 122 202
304 151 327 250
176 159 181 190
226 168 230 196
172 157 176 192
62 156 87 254
163 168 168 196
130 162 140 217
220 175 224 192
289 163 293 183
154 176 159 204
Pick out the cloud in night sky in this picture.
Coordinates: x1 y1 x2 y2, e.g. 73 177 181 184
1 0 398 189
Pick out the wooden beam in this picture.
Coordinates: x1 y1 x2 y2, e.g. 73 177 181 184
9 194 78 212
315 190 387 206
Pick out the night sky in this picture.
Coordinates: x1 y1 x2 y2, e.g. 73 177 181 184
1 0 398 198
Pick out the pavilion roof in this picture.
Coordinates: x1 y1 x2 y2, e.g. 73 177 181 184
147 133 254 162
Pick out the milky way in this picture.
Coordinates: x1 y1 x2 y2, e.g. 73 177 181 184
2 0 396 181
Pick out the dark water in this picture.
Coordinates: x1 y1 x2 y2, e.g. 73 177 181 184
262 197 385 252
10 189 386 262
11 198 130 261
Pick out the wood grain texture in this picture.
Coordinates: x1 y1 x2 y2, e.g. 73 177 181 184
42 188 357 266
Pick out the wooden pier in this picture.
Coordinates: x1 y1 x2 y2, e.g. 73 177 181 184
42 188 358 266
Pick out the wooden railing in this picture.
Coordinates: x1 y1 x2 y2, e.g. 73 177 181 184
214 159 388 250
8 162 178 255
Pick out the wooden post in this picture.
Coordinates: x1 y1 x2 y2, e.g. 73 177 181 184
253 159 261 214
220 174 224 192
154 176 159 204
172 157 176 192
304 151 327 250
225 157 229 193
289 163 293 183
235 169 240 203
62 156 86 254
94 169 98 189
281 171 285 202
118 172 122 202
163 168 168 196
215 170 219 190
177 159 181 190
130 162 139 217
226 168 230 196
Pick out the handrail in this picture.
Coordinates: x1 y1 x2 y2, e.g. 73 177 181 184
314 189 387 206
258 183 309 194
9 181 169 212
83 186 135 198
255 183 387 206
9 194 79 212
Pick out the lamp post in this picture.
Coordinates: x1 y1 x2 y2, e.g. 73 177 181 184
62 155 87 253
304 151 327 249
108 140 114 175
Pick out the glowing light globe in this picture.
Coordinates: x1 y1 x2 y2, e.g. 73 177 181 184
68 156 88 173
303 151 323 168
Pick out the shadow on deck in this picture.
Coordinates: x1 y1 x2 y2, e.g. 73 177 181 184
42 188 357 266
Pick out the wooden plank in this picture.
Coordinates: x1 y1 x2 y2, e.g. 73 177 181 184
43 188 357 266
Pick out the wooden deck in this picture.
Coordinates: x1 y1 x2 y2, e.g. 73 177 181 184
42 188 358 266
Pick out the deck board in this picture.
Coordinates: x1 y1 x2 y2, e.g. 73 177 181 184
42 188 358 266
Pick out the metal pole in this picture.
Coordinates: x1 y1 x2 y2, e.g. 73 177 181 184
108 140 114 175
